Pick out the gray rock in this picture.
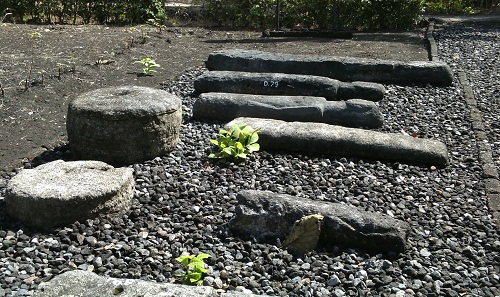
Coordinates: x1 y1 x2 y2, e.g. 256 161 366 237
193 93 383 128
227 117 449 165
194 71 385 101
230 190 410 253
67 86 182 165
34 270 268 297
6 160 134 229
205 49 454 86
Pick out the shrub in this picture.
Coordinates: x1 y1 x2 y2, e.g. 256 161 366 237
196 0 425 30
209 124 261 162
176 253 211 286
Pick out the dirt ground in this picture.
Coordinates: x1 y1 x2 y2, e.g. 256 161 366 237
0 23 429 173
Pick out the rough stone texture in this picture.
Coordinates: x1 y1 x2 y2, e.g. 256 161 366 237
34 270 268 297
67 86 182 165
230 190 410 253
6 160 134 229
194 71 385 101
193 93 383 128
228 117 449 165
205 49 454 86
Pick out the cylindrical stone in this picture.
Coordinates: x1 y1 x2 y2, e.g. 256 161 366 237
67 86 182 165
5 160 134 229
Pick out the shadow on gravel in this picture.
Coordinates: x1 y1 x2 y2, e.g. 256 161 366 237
204 37 335 44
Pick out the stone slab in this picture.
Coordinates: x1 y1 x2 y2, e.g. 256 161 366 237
194 71 385 101
34 270 269 297
205 49 453 86
6 160 134 229
193 93 383 128
67 86 182 165
227 117 449 165
230 190 410 253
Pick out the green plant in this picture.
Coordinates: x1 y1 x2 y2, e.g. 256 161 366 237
209 124 261 161
133 57 160 75
175 253 211 286
147 0 168 31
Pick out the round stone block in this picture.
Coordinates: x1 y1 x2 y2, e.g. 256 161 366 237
5 160 134 229
67 86 182 165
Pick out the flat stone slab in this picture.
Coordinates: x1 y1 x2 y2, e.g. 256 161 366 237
67 86 182 165
205 49 454 86
193 93 383 128
194 71 385 101
34 270 269 297
6 160 134 229
227 117 449 165
230 190 410 253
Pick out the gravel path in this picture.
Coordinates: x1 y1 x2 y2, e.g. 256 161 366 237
435 21 500 177
1 22 499 297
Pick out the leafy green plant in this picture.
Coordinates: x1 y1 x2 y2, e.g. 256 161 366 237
209 124 261 161
133 57 160 76
147 0 168 32
175 253 211 286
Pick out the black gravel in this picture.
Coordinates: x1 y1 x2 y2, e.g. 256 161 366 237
1 22 499 297
434 21 500 176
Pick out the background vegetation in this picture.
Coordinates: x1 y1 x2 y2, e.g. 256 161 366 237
1 0 498 29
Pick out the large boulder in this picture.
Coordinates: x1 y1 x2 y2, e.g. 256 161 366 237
34 270 269 297
194 71 385 101
193 93 383 128
205 49 454 86
230 190 410 253
228 117 449 165
5 160 134 229
67 86 182 165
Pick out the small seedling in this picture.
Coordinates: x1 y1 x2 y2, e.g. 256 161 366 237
175 253 211 286
134 57 160 76
209 124 261 162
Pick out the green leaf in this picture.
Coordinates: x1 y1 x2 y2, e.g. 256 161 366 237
247 143 260 152
248 132 259 144
196 253 211 260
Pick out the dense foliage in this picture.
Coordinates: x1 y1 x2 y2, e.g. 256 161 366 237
1 0 496 27
196 0 425 30
0 0 164 24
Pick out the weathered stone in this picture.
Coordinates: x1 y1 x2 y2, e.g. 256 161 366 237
205 49 454 86
227 117 449 165
6 160 134 229
193 93 383 128
194 71 385 101
67 86 182 165
230 190 410 253
34 270 268 297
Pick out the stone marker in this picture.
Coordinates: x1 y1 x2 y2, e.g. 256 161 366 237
67 86 182 165
6 160 134 229
193 93 384 128
34 270 269 297
227 117 449 165
194 71 385 101
205 49 454 86
230 190 410 253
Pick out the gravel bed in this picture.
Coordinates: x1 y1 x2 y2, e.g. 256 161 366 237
1 23 500 297
434 22 500 174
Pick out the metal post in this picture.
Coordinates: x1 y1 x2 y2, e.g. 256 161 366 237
276 0 281 31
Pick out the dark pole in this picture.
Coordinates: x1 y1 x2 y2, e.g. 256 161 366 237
276 0 281 31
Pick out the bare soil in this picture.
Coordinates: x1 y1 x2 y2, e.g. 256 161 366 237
0 23 429 172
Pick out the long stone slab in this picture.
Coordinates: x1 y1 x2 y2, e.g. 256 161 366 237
227 117 449 165
193 93 384 128
194 71 385 101
34 270 270 297
205 49 454 86
230 190 410 253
